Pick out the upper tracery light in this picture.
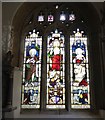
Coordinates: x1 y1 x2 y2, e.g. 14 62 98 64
60 11 66 21
69 13 75 21
38 13 44 22
48 14 54 22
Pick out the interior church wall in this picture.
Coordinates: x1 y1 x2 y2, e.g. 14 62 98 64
2 2 22 58
2 2 22 108
2 2 105 118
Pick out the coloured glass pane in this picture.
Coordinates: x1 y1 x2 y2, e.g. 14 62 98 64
70 29 90 109
48 15 54 22
38 15 44 22
60 12 66 21
21 30 42 108
46 29 65 109
69 13 75 21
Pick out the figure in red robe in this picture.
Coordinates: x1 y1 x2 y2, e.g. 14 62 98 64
51 55 63 71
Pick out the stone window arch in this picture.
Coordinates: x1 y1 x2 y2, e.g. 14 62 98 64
11 2 103 114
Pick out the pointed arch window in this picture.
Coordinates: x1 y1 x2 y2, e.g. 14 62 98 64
20 3 91 110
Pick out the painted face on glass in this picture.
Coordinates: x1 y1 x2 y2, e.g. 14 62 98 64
73 48 85 64
53 39 60 47
53 39 60 55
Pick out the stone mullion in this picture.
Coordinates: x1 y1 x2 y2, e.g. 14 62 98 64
40 35 47 111
65 33 70 111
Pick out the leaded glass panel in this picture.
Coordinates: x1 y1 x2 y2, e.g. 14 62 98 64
21 30 42 109
46 29 65 109
70 29 90 109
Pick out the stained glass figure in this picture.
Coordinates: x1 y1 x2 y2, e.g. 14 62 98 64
70 29 90 109
46 29 65 109
21 29 42 109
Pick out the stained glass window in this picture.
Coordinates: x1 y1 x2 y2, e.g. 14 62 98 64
46 29 65 109
21 4 91 110
70 29 90 109
21 29 42 109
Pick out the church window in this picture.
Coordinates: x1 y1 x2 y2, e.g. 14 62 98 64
21 4 91 110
